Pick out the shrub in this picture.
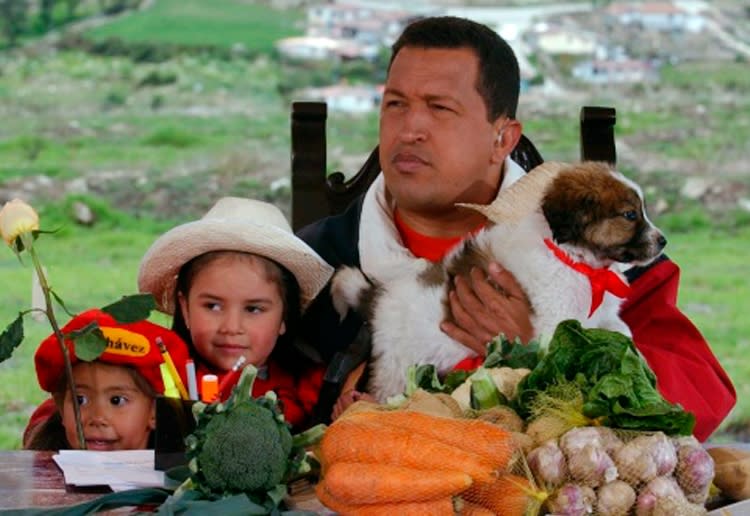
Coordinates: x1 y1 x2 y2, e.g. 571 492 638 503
141 127 199 148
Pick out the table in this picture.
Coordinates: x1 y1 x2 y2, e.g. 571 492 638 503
0 450 328 513
0 451 106 510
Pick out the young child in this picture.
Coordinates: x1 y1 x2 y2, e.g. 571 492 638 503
25 308 190 450
137 197 333 428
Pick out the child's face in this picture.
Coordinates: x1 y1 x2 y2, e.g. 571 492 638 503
179 254 286 372
62 362 155 450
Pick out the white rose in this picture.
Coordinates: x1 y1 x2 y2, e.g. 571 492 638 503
0 198 39 246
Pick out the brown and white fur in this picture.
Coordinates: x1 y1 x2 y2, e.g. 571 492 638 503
331 162 666 402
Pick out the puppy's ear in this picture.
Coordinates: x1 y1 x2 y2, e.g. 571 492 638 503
541 177 596 244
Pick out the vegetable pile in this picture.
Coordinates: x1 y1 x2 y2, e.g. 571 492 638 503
345 319 721 515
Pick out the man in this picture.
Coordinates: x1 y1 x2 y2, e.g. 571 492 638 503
298 16 735 440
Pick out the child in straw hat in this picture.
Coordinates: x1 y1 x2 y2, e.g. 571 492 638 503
137 197 334 428
25 308 190 450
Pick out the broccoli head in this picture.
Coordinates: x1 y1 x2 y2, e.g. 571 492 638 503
197 400 293 492
185 365 296 497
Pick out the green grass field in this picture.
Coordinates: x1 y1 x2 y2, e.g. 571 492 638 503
85 0 304 54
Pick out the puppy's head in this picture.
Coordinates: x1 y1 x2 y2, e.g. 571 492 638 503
541 162 666 267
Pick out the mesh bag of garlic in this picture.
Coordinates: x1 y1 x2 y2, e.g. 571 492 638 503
515 426 714 516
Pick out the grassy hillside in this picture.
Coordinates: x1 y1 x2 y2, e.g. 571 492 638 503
85 0 304 53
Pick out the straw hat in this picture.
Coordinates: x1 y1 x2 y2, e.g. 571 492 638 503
459 161 570 223
138 197 333 314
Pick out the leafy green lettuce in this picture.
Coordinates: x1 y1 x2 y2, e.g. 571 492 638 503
516 320 695 435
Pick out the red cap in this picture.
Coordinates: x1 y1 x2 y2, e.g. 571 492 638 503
34 308 190 395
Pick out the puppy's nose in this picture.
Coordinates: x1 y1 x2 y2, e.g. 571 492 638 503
657 234 667 248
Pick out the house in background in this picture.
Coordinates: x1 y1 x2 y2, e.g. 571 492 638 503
530 23 599 56
605 2 705 33
307 3 416 47
276 36 379 61
295 83 382 114
572 58 659 84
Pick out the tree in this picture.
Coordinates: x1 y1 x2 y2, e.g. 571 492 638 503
39 0 55 31
64 0 80 19
0 0 28 46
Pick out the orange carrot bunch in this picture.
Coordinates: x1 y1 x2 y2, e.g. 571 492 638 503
315 408 527 515
463 473 548 516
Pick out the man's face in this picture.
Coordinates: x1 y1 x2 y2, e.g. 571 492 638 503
379 47 511 223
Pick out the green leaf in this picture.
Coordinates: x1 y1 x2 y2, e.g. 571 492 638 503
484 334 543 370
72 326 108 362
11 234 25 253
103 294 156 323
0 314 24 363
49 288 76 318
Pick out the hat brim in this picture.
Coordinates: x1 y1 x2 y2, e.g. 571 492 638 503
138 219 333 314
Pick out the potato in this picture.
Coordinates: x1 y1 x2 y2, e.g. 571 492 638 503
401 389 464 418
525 415 571 446
707 446 750 501
475 405 524 432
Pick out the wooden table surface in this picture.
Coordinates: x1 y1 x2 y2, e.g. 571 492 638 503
0 450 106 510
0 450 329 513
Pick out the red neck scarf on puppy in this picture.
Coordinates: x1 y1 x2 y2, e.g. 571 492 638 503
543 238 631 316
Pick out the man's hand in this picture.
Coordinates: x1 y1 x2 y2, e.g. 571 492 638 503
331 390 377 421
440 262 533 355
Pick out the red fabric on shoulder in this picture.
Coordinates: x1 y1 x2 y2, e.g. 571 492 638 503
23 397 57 448
621 258 736 441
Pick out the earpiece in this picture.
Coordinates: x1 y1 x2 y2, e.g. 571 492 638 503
496 125 507 143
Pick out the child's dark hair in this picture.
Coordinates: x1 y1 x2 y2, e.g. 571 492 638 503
171 251 304 372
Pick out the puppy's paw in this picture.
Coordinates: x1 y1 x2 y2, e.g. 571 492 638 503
330 266 371 322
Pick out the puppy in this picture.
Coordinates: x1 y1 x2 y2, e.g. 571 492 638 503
331 162 666 402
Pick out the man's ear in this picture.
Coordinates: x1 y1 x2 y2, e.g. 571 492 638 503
491 118 522 164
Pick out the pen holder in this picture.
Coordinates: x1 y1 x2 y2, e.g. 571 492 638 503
154 396 196 471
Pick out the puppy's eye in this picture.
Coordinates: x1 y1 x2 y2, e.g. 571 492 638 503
622 210 638 221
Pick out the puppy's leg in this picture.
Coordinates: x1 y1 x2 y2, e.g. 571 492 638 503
329 266 373 321
587 298 632 337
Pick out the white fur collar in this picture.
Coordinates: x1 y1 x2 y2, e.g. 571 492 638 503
359 157 526 283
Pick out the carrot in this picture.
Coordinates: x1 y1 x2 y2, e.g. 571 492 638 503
315 480 455 516
344 409 515 470
463 474 543 516
323 461 472 504
319 418 497 483
456 499 496 516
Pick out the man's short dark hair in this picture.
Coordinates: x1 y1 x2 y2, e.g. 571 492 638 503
389 16 520 122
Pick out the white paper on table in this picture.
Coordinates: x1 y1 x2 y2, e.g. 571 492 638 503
52 449 165 489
